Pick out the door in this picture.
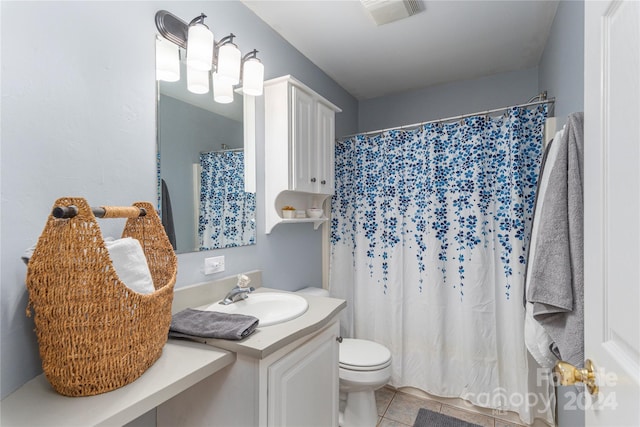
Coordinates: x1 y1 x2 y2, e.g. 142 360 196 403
291 86 316 193
267 323 339 427
584 1 640 425
316 101 336 195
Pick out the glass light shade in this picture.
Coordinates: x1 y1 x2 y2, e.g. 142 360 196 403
216 43 241 85
213 73 234 104
187 66 210 94
186 23 214 71
156 38 180 82
242 58 264 96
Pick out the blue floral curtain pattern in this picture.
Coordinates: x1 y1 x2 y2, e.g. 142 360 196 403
199 151 256 249
332 105 546 299
330 105 554 425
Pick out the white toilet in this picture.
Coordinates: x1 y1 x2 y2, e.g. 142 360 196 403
296 287 392 427
339 338 392 426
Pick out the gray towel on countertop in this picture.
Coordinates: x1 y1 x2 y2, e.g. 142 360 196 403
169 308 259 340
526 112 584 367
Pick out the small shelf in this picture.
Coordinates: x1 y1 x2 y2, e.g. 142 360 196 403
280 217 329 230
266 191 331 234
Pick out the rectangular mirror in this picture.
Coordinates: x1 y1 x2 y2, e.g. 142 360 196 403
157 57 256 253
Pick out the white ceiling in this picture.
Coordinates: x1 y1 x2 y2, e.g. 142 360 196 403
242 0 559 100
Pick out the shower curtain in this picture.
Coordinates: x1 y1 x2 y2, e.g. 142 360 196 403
199 151 256 249
330 105 554 424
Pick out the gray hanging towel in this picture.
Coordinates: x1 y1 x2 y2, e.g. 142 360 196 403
161 179 177 250
169 308 259 340
526 112 584 367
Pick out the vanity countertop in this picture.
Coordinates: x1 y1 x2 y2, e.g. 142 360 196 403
1 275 345 426
188 287 346 359
0 340 234 426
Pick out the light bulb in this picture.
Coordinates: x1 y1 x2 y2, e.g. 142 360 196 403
242 57 264 96
187 23 213 71
156 38 180 82
217 43 241 85
187 66 209 94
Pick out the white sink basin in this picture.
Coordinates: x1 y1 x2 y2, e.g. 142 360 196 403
203 292 309 327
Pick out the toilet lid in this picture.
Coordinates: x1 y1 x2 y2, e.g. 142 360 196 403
339 338 391 371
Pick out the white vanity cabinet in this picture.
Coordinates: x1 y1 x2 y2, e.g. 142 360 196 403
157 319 340 427
267 321 339 426
264 75 342 234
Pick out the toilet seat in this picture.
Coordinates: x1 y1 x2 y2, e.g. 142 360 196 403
339 338 391 371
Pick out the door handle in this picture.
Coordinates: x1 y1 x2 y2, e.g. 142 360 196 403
554 359 598 396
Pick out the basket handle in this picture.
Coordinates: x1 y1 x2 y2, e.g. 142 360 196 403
52 205 147 219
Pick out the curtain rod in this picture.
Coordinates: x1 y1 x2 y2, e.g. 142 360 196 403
200 148 244 155
337 97 556 141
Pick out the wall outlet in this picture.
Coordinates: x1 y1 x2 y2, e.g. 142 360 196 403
204 256 225 275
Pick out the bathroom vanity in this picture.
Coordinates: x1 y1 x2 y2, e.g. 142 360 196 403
158 278 345 427
0 272 345 427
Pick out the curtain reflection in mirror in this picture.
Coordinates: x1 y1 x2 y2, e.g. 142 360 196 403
198 151 256 249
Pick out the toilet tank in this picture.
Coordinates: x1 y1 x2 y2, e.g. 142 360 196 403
295 286 330 297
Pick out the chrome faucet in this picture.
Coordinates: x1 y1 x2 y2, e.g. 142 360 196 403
220 274 254 305
219 286 255 305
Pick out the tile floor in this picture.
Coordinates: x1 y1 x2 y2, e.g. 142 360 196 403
375 386 552 427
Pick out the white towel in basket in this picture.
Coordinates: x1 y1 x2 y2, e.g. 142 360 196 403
105 237 155 294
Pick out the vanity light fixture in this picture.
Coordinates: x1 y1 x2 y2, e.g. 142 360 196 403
242 50 265 97
155 10 264 100
216 34 241 85
186 14 214 72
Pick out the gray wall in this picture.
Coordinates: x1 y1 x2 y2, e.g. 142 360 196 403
358 67 540 133
538 1 585 427
358 0 583 135
0 0 357 399
538 0 585 124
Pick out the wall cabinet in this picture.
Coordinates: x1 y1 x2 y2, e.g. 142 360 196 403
157 320 340 427
264 75 341 234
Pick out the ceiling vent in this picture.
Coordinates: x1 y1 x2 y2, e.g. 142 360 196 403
360 0 421 26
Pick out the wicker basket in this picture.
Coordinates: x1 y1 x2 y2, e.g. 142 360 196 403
25 197 177 397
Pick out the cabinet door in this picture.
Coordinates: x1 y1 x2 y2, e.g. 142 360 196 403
267 324 339 427
291 86 316 193
316 102 335 195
